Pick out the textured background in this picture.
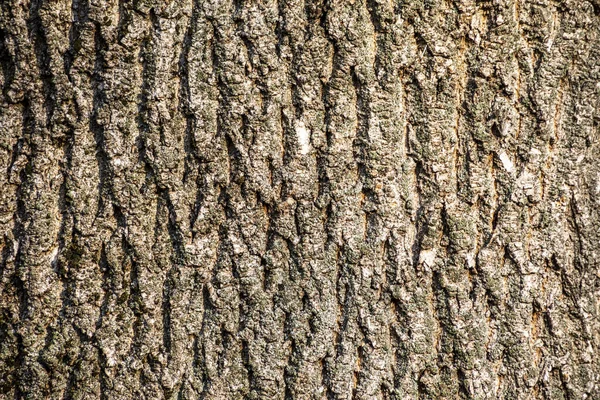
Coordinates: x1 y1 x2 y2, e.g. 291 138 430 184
1 0 600 398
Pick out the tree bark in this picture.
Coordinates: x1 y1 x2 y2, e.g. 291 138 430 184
1 0 600 398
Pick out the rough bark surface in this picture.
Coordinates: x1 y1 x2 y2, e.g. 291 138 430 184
1 0 600 399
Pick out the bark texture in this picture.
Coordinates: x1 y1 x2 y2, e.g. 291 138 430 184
1 0 600 398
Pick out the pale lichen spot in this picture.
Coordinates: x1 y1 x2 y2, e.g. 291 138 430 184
419 248 436 267
466 252 475 269
50 246 59 266
499 151 514 173
295 120 311 155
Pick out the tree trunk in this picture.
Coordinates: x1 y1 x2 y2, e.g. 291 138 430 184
1 0 600 398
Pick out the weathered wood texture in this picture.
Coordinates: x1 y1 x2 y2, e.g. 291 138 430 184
1 0 600 398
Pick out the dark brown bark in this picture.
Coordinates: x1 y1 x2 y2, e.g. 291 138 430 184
1 0 600 399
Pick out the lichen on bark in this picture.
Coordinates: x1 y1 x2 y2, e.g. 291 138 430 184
1 0 600 399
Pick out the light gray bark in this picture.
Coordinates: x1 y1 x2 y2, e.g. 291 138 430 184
1 0 600 399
